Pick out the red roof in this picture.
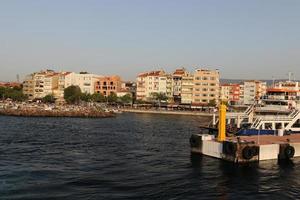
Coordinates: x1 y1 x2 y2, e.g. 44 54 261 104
138 70 164 77
0 82 21 87
267 88 299 93
173 68 186 75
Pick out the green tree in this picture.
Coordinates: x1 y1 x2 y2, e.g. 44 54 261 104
0 87 6 99
0 87 27 101
119 94 132 104
91 93 106 102
135 99 145 104
151 92 168 108
208 99 217 107
64 85 82 104
42 94 55 103
107 92 118 103
80 92 92 102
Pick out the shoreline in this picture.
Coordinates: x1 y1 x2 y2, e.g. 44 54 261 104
0 109 115 118
0 103 116 118
120 108 213 117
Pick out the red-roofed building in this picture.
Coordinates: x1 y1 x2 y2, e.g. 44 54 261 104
220 83 241 105
172 68 190 103
136 70 172 101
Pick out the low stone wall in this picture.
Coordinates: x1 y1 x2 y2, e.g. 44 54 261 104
0 108 115 118
121 108 213 117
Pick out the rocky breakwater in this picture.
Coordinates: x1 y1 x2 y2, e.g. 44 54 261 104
0 104 115 118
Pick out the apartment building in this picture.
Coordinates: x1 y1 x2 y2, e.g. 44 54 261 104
64 72 101 94
243 80 267 105
23 70 58 99
94 75 122 97
220 83 240 105
23 74 35 99
181 74 194 104
51 72 72 99
172 68 189 103
44 73 59 97
239 84 245 105
136 70 172 101
23 70 99 100
192 69 220 105
136 72 147 100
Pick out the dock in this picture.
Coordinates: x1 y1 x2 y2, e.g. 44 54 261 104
190 134 300 163
190 103 300 163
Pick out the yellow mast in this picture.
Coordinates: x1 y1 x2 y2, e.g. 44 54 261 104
217 101 227 142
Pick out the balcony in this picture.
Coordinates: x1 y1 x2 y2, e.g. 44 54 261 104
262 95 296 101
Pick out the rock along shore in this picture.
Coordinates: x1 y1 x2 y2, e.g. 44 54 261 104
0 103 115 118
0 108 115 118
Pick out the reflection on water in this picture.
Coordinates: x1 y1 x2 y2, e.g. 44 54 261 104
0 113 299 199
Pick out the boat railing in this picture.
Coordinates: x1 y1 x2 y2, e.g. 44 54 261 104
251 117 262 129
244 103 255 116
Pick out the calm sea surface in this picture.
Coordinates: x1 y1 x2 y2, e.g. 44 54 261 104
0 113 300 200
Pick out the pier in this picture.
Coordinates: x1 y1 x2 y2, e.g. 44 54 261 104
190 103 300 163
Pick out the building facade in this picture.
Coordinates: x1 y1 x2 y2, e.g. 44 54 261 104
243 80 267 105
192 69 220 105
94 75 122 97
136 70 172 101
220 83 240 105
172 68 189 103
23 74 35 99
181 74 194 104
64 72 101 94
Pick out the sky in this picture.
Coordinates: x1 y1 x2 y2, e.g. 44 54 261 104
0 0 300 81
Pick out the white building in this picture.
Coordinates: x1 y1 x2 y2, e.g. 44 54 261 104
64 72 102 94
136 70 172 101
243 80 267 105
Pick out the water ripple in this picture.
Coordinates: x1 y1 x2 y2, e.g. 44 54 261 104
0 114 299 199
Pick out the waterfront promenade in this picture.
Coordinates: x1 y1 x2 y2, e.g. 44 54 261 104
121 108 214 117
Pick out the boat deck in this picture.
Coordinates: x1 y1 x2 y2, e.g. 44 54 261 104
227 134 300 145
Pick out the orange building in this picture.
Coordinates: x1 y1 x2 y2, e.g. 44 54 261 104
94 76 122 97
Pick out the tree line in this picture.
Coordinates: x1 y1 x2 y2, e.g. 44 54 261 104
60 85 132 104
0 86 27 101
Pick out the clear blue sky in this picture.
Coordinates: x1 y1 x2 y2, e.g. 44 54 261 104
1 0 300 81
